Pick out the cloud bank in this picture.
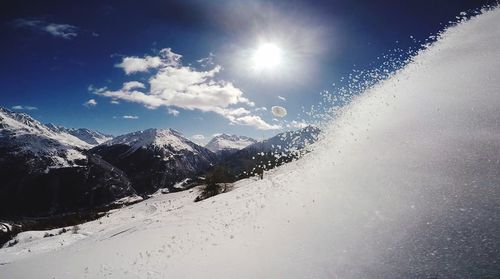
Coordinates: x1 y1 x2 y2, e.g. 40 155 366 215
94 48 279 130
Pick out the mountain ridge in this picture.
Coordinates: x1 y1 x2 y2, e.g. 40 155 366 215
0 106 319 219
205 133 257 153
46 124 113 146
91 128 216 194
0 107 136 219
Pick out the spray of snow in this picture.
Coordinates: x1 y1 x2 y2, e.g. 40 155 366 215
271 105 287 117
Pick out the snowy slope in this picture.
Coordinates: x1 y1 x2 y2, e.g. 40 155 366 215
205 134 256 153
2 7 500 278
46 124 113 145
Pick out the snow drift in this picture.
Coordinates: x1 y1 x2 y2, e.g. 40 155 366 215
1 7 500 278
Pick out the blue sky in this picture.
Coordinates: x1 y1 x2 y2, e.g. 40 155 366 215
0 0 494 143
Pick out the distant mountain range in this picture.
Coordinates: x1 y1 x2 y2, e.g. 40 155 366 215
0 107 320 221
205 134 257 154
92 128 215 194
0 107 135 219
46 124 113 146
220 126 322 179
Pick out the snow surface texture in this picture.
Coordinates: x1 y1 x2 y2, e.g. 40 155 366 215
2 7 500 278
205 134 257 153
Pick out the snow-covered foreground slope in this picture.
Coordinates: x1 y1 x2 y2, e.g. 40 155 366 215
2 7 500 278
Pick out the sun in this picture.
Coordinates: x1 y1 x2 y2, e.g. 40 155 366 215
252 43 283 71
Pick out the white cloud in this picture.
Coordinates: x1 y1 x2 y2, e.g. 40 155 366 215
224 107 251 117
288 120 309 129
110 100 120 105
94 48 276 130
97 89 163 109
83 99 97 107
45 23 77 39
278 96 287 101
11 105 38 110
216 107 281 130
167 108 180 116
122 81 145 91
271 106 287 117
115 56 163 75
147 65 254 111
197 53 215 67
192 134 205 140
122 115 139 119
13 19 77 39
88 85 107 93
160 48 182 65
115 48 181 75
255 107 267 112
231 115 281 130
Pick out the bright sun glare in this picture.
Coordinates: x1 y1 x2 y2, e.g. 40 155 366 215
252 43 283 70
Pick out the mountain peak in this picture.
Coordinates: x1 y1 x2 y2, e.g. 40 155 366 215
103 128 195 153
0 107 91 150
45 123 113 145
0 107 92 169
205 134 257 153
242 125 321 154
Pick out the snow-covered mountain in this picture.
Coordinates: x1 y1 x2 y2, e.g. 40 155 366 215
0 107 90 168
205 134 257 153
46 124 113 146
101 128 197 152
220 126 321 178
92 128 216 194
0 107 137 219
244 125 321 154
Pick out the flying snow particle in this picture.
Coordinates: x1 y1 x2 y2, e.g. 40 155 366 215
271 106 287 117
